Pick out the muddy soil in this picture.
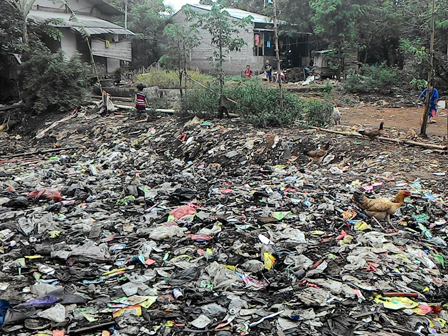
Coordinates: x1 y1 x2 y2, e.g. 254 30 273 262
343 105 447 138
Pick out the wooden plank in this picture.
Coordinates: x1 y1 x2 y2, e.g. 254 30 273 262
91 39 132 62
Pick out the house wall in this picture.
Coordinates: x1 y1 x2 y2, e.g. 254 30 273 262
171 8 271 75
60 28 78 60
107 58 120 73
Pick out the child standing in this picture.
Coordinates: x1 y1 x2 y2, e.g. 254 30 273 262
135 83 149 112
245 65 252 78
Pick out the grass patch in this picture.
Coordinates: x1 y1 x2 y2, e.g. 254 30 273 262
136 69 215 89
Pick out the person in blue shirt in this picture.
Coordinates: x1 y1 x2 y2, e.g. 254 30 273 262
419 84 440 123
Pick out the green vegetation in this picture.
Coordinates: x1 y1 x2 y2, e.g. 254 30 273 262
304 99 334 126
343 63 400 94
181 80 332 127
20 42 90 114
136 69 214 89
188 0 250 96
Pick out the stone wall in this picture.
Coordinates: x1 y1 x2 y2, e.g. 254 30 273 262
171 8 272 75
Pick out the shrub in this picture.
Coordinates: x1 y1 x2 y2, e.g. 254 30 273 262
343 63 400 93
227 81 304 127
322 81 333 94
304 99 334 127
180 84 220 118
181 80 335 127
136 69 214 89
20 42 90 114
410 78 427 90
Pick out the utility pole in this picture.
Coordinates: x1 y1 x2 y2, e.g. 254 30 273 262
420 0 436 137
272 0 283 110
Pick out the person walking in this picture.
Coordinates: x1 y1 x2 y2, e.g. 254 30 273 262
419 84 440 123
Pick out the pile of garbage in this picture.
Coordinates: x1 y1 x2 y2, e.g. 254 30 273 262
0 110 448 336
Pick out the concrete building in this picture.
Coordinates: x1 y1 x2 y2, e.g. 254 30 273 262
171 4 311 75
29 0 133 74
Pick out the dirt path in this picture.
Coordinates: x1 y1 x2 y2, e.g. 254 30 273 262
345 105 448 137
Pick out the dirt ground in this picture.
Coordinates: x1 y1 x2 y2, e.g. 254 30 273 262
345 105 448 138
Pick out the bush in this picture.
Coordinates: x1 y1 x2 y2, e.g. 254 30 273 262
182 80 332 127
410 78 427 90
136 69 214 89
180 84 220 118
227 81 304 127
20 43 90 114
343 63 400 93
304 99 334 126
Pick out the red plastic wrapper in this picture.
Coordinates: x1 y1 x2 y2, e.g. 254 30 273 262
187 234 213 242
169 205 197 219
28 188 62 202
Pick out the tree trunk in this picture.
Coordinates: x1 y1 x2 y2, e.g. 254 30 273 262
178 42 183 98
23 17 28 45
272 0 283 110
183 41 188 98
219 32 224 97
420 0 436 137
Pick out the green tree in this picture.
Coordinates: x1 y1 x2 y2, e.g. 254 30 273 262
6 0 36 45
308 0 368 76
20 41 90 114
190 0 250 96
109 0 171 68
0 1 23 53
163 23 200 96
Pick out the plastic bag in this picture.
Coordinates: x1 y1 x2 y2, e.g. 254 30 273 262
169 205 197 219
0 300 12 325
28 188 62 202
149 225 187 240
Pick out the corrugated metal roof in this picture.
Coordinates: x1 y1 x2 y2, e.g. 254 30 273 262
29 10 133 35
186 4 285 25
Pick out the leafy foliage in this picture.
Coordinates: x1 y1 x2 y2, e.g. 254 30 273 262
136 69 214 89
188 0 250 95
20 42 90 114
109 0 170 69
0 1 23 53
6 0 36 44
228 81 305 127
163 23 200 70
342 63 400 93
304 99 334 126
162 23 201 95
182 80 332 127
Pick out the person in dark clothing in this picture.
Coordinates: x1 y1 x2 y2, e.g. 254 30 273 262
263 60 273 83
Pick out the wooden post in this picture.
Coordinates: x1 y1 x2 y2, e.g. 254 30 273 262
420 0 436 137
272 0 284 110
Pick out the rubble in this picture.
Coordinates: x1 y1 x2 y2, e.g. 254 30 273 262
0 108 448 335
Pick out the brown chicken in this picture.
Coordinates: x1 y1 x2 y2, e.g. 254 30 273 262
353 189 411 223
303 141 332 164
358 121 384 140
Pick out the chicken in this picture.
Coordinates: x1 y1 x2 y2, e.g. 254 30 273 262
406 128 418 140
303 141 332 164
333 105 341 125
353 189 411 224
358 121 384 140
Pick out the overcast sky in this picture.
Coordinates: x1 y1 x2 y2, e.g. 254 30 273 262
165 0 199 11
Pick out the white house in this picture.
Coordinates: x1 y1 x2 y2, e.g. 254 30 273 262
29 0 133 74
